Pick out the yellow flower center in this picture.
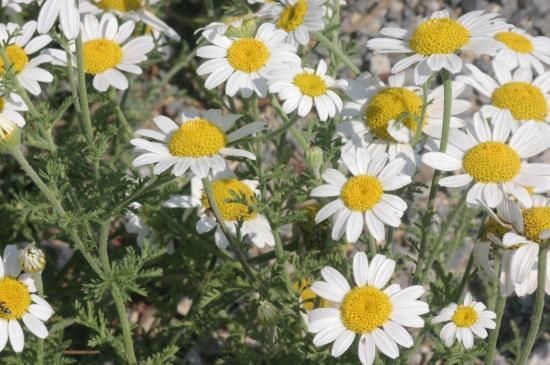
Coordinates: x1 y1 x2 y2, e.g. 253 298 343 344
277 0 308 32
462 142 521 183
483 218 509 241
522 207 550 242
227 39 270 73
340 175 384 212
409 18 470 55
83 39 123 75
340 286 393 334
452 305 478 327
491 82 548 121
168 118 227 158
293 73 327 97
96 0 142 11
0 98 5 112
0 277 31 321
200 179 257 221
365 87 422 141
495 32 534 54
0 45 29 76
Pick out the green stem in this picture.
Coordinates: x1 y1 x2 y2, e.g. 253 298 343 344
111 285 138 365
517 245 548 365
484 294 507 365
273 230 295 297
10 147 104 277
269 96 309 149
414 69 453 283
314 32 360 75
201 177 259 285
75 35 95 145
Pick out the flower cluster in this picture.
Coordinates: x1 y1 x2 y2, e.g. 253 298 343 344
1 1 550 364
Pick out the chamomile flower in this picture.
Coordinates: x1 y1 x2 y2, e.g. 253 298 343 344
80 0 180 41
367 10 509 84
311 148 411 242
163 170 275 249
432 293 496 349
1 0 33 12
0 21 53 96
308 252 428 365
196 23 300 98
337 72 470 174
0 245 54 353
36 0 80 39
131 109 265 178
269 60 345 121
46 14 154 91
457 62 550 130
422 112 550 208
0 94 27 128
267 0 326 46
493 27 550 74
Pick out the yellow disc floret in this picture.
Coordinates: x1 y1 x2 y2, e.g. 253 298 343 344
483 218 509 242
365 87 423 141
522 207 550 242
340 286 393 333
168 118 227 158
0 45 29 76
294 73 327 97
0 277 31 320
451 305 478 327
96 0 142 11
340 175 383 212
200 178 257 221
491 82 548 121
462 142 521 183
277 0 308 32
83 39 123 75
495 32 534 54
227 39 270 73
0 97 5 112
409 18 470 55
294 279 328 311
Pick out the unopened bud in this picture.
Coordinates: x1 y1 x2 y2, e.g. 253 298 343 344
305 146 324 178
226 17 257 38
18 244 46 273
0 118 20 153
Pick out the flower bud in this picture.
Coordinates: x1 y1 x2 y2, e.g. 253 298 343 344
226 17 257 38
257 300 278 325
305 145 324 178
18 243 46 273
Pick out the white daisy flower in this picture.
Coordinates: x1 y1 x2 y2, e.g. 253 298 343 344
163 170 275 249
46 14 154 92
489 196 550 295
196 23 300 98
493 27 550 74
195 16 250 41
457 62 550 131
124 202 152 248
0 245 54 353
80 0 180 41
269 60 345 121
1 0 33 13
0 21 54 96
311 147 411 243
367 10 509 84
36 0 80 40
131 109 265 178
422 112 550 208
432 293 496 349
267 0 326 46
337 72 470 174
308 252 429 365
0 93 27 128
